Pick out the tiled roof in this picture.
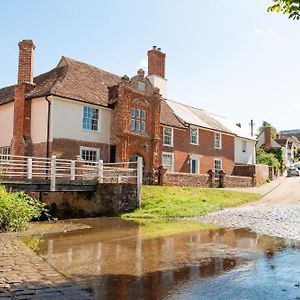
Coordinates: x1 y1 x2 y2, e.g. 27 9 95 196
160 100 186 129
0 57 121 106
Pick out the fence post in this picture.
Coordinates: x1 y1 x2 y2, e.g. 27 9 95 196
50 156 56 192
98 160 103 183
137 157 143 207
70 160 76 180
27 158 32 179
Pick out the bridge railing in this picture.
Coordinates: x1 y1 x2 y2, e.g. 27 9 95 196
0 155 143 201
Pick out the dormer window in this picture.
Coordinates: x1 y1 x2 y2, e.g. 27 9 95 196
130 107 146 133
138 81 146 92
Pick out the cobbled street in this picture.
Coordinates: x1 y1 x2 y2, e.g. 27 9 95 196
197 176 300 241
0 236 93 300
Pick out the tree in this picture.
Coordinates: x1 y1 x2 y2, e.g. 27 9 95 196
257 121 278 139
268 0 300 20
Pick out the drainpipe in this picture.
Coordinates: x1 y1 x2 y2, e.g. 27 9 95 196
45 94 52 158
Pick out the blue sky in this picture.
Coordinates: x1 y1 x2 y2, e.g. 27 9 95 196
1 0 299 133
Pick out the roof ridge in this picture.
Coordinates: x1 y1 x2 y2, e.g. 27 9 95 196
63 56 121 79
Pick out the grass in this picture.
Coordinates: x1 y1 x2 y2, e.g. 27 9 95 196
123 185 261 219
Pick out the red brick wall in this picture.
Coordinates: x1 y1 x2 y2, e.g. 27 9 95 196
18 40 35 84
147 47 166 78
160 127 235 174
39 138 111 161
233 164 270 185
223 175 253 188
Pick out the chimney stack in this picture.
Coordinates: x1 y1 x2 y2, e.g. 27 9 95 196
264 127 272 150
18 40 35 84
147 46 166 78
11 40 35 156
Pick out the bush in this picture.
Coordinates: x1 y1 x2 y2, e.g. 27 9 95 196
0 186 48 232
256 147 280 175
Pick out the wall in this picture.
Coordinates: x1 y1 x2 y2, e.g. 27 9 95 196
0 102 14 147
30 97 48 144
51 96 111 144
234 137 256 165
41 183 138 218
233 164 271 185
161 126 235 174
222 175 253 188
163 172 211 188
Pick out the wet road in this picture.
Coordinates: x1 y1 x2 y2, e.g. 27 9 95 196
25 217 300 300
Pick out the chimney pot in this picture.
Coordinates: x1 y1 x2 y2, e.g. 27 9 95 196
153 46 157 50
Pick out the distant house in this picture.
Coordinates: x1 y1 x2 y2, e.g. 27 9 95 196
0 40 256 176
257 127 300 167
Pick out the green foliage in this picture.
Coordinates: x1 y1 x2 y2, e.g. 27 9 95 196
257 121 277 138
256 147 280 174
268 0 300 20
294 147 300 161
268 147 285 170
0 186 48 232
122 186 261 219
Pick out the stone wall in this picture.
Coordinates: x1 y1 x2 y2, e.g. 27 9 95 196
221 174 253 188
162 172 212 188
41 183 138 218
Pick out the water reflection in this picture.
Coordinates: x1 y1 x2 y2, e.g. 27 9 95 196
27 218 300 300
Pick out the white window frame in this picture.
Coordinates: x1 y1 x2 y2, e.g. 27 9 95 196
214 158 222 178
0 147 10 161
163 126 174 147
190 127 199 145
190 158 199 174
214 133 222 149
80 146 100 162
82 106 100 132
162 152 174 172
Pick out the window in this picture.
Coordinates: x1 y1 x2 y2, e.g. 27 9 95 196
0 147 10 160
130 107 146 133
190 158 199 174
190 128 199 145
82 106 99 131
162 152 174 172
163 127 173 146
80 147 100 162
138 81 146 92
214 159 222 178
214 133 222 149
242 140 247 153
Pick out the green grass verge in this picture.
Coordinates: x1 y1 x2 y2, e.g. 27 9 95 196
123 185 261 219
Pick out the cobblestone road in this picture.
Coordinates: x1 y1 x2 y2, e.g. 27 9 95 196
0 236 93 300
196 177 300 241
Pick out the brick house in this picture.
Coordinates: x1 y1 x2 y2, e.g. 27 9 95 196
0 40 256 175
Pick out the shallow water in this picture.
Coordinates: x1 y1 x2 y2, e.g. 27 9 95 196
25 218 300 300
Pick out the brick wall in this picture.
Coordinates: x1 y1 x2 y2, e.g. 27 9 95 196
161 127 235 174
233 164 271 185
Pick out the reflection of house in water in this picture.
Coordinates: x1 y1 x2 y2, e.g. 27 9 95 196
33 218 288 299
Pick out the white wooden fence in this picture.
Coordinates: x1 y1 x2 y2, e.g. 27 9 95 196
0 155 143 198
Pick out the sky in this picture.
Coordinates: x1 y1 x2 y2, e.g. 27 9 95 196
1 0 300 134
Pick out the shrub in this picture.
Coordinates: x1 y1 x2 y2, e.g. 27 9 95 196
0 186 48 232
256 147 280 175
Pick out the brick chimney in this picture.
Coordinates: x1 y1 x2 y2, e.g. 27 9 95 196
18 40 35 84
147 46 166 78
11 40 36 156
147 46 167 97
264 127 272 150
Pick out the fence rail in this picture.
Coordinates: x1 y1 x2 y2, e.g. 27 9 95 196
0 155 143 197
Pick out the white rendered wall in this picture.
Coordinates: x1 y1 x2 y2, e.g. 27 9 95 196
51 97 111 144
147 75 167 98
31 97 48 144
235 138 256 165
0 102 14 147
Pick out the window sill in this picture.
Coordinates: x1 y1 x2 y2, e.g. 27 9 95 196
163 144 174 147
